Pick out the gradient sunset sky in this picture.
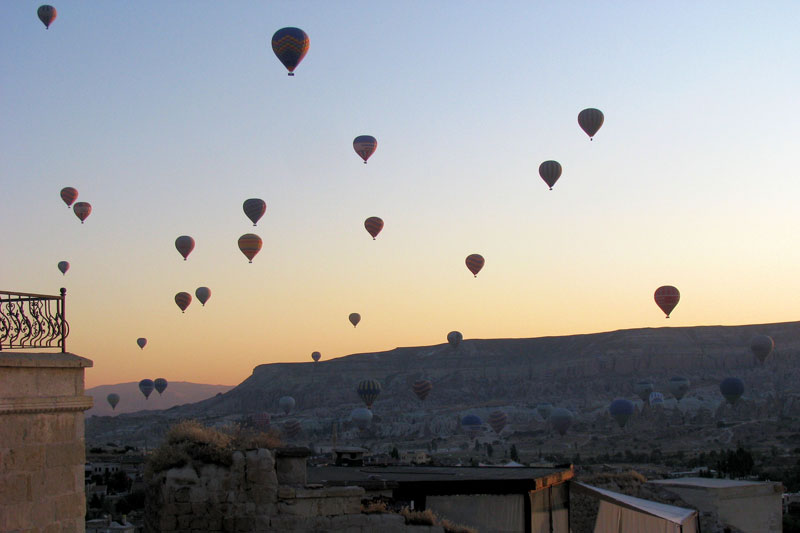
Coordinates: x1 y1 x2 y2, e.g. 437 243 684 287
2 2 799 388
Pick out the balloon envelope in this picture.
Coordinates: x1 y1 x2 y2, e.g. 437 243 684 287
750 335 774 363
609 399 634 428
175 236 195 261
60 187 78 207
536 403 553 420
271 27 309 75
668 376 690 401
73 202 91 223
447 331 463 349
578 108 604 139
412 380 433 401
550 408 573 435
283 419 302 438
465 254 484 277
649 392 664 406
38 5 57 28
175 292 192 313
107 393 120 410
351 407 373 429
57 261 69 275
138 379 154 399
311 351 321 362
353 135 378 163
357 379 381 408
348 313 361 328
279 396 296 414
195 287 211 306
136 337 147 350
364 217 384 239
243 198 266 226
720 377 744 405
154 378 168 395
539 160 563 190
461 414 483 438
654 286 680 317
488 410 508 434
634 380 654 403
238 234 262 263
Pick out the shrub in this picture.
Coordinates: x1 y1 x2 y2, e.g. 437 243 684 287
361 501 388 514
441 519 479 533
400 508 437 526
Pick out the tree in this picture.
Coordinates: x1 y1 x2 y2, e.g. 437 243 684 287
510 444 520 462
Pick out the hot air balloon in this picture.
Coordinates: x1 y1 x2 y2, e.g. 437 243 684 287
461 414 483 439
351 407 373 430
73 202 91 223
720 377 744 405
549 408 573 436
609 399 634 428
154 378 168 395
279 396 296 414
750 335 774 363
348 313 361 328
488 410 508 435
654 286 680 318
649 392 664 406
536 403 553 420
353 135 378 164
283 419 302 438
238 234 262 263
175 236 195 261
57 261 69 275
578 108 604 140
271 27 309 76
311 351 321 362
175 292 192 313
195 287 211 306
253 412 271 430
136 338 147 350
357 379 381 408
60 187 78 208
412 380 433 401
364 217 384 240
634 380 654 403
243 198 266 226
539 161 562 190
37 5 57 29
447 331 463 349
139 379 154 399
465 254 484 277
668 377 690 401
107 393 120 410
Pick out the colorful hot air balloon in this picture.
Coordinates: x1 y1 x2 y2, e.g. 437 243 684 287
549 408 573 436
60 187 78 208
351 407 373 430
175 236 195 261
353 135 378 164
539 161 562 190
107 393 120 410
243 198 266 226
57 261 69 275
271 27 309 76
720 377 744 405
154 378 168 395
578 108 604 140
73 202 91 223
649 391 665 406
311 351 321 362
488 410 508 434
536 403 553 420
253 412 271 430
364 217 384 240
447 331 462 349
750 335 774 363
195 287 211 306
465 254 484 277
357 379 381 408
654 286 680 318
136 337 147 350
609 399 634 428
279 396 295 414
668 376 690 401
461 414 483 439
139 379 154 399
283 419 302 438
37 5 57 29
348 313 361 328
634 380 654 403
412 380 433 401
175 292 192 313
238 234 262 263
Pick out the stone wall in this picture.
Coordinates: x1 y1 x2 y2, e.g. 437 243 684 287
0 352 94 532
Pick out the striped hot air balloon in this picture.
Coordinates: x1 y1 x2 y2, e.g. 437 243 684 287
37 5 57 29
364 217 384 240
238 234 262 263
654 286 680 318
243 198 266 226
60 187 78 208
488 410 508 434
578 108 604 140
253 412 270 430
353 135 378 163
175 236 195 260
73 202 91 223
175 292 192 313
283 419 302 438
357 379 381 408
412 380 433 401
538 160 562 190
465 254 484 277
271 27 310 76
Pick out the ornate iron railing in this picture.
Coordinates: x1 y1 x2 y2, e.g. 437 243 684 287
0 289 68 352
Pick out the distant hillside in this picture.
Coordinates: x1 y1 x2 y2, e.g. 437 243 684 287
86 381 234 417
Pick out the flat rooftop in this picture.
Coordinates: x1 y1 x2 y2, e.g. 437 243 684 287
650 477 773 489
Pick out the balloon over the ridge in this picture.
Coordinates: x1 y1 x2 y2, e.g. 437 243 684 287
654 286 680 318
357 379 381 408
279 396 295 414
750 335 774 363
283 419 302 438
154 378 168 395
720 377 744 405
634 380 654 403
73 202 91 223
175 292 192 313
311 351 321 362
465 254 484 277
649 392 665 406
60 187 78 208
447 331 462 349
351 407 373 429
353 136 378 164
668 376 690 401
238 234 262 263
243 199 266 226
488 410 508 434
138 379 154 399
539 160 562 190
536 403 553 420
106 393 120 410
175 236 195 261
37 5 57 29
412 380 433 401
364 217 384 240
195 287 211 306
271 27 309 76
461 414 483 438
609 399 634 428
549 408 573 436
57 261 69 275
578 108 604 140
136 338 147 350
348 313 361 328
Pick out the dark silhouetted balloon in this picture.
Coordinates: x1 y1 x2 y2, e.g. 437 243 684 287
38 5 57 29
243 199 266 226
461 414 483 438
73 202 91 223
351 407 373 429
311 351 321 362
107 393 120 410
357 379 381 408
353 135 378 163
447 331 462 349
175 236 195 261
283 419 301 438
364 217 384 240
279 396 296 414
750 335 774 363
57 261 69 275
720 377 744 405
136 338 147 350
654 286 680 318
271 28 309 76
669 376 690 401
412 380 433 401
488 410 508 434
60 187 77 208
175 292 192 313
139 379 154 399
539 160 563 190
537 403 553 420
634 380 654 403
238 234 262 263
349 313 361 328
195 287 211 306
550 408 573 436
609 399 634 428
578 108 604 140
465 254 484 277
154 378 168 395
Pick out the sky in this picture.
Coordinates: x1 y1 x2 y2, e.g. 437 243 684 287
2 2 799 389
